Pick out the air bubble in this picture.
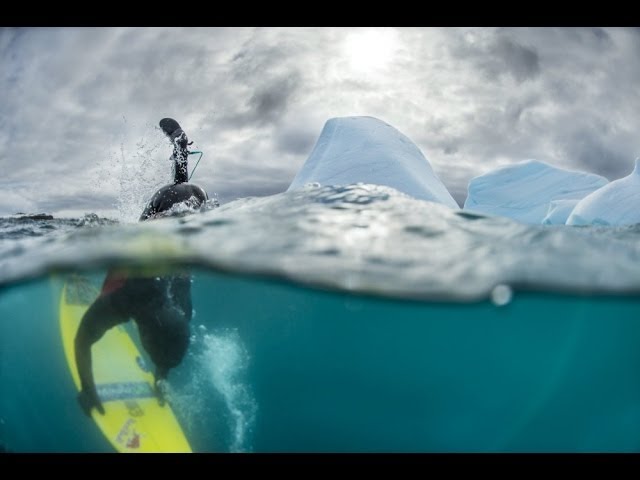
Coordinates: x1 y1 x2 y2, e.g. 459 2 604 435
491 284 513 306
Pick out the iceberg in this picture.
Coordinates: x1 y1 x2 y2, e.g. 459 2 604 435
287 116 459 208
541 199 580 225
566 159 640 226
464 160 608 224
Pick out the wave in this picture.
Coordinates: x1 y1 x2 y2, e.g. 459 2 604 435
1 183 640 301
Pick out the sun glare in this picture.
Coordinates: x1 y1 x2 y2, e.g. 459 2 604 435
343 28 399 75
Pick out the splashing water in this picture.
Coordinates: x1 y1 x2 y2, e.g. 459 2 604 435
155 196 221 220
199 328 257 452
160 324 256 452
114 125 169 223
93 117 219 223
163 366 209 438
93 119 169 223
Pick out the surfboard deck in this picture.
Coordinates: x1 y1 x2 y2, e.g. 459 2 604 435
59 274 192 453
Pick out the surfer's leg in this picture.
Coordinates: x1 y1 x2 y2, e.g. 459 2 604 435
137 308 190 372
134 307 190 406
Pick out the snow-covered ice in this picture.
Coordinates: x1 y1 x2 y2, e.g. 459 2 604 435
464 160 608 224
287 116 459 208
541 199 581 225
567 159 640 226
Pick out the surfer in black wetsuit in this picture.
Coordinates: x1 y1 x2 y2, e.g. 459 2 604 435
139 118 208 220
75 119 208 416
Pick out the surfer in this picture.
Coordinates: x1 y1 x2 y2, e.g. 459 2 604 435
75 119 208 416
140 118 208 220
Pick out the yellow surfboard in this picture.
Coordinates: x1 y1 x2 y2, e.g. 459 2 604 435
59 275 192 453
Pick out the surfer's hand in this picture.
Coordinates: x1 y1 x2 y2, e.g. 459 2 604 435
78 389 105 417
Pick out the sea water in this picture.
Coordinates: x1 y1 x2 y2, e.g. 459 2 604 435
2 184 640 452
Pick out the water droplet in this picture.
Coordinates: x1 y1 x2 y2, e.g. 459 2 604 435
491 284 513 306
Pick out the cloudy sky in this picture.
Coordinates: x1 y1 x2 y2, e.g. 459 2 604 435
1 27 639 218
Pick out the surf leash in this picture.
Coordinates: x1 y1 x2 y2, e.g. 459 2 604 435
188 150 204 181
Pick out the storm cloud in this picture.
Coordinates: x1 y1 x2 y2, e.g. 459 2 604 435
1 27 639 217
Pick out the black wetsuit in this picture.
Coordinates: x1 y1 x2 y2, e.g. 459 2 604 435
75 119 208 416
75 272 192 403
139 183 208 221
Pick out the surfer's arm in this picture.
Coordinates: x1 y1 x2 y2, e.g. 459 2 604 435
75 295 128 416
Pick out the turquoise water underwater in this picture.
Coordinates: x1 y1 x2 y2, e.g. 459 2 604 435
2 269 640 452
2 184 640 452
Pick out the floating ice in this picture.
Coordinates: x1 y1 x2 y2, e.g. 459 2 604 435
567 159 640 226
288 116 459 208
464 160 608 224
